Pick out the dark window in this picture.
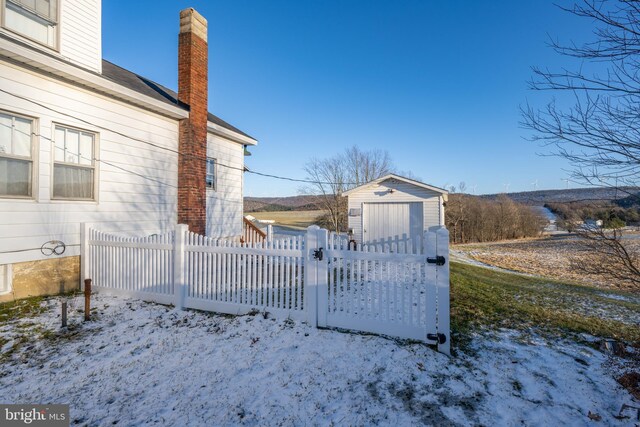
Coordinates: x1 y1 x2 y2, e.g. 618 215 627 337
206 158 216 190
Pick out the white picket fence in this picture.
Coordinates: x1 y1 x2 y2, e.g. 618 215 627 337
182 228 305 320
82 224 306 320
81 223 450 354
306 226 450 354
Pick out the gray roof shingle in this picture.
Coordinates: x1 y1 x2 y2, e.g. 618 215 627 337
101 59 255 140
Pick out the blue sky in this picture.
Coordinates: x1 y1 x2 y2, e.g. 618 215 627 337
103 1 591 196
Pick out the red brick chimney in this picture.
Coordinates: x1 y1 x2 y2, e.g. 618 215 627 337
178 8 208 235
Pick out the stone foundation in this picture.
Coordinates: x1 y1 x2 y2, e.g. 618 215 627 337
0 256 80 303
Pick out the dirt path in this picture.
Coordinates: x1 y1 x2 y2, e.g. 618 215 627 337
450 248 539 277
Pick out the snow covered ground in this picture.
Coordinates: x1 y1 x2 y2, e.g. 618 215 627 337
1 294 638 426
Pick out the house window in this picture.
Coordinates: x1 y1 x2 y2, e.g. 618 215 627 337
53 125 96 200
206 158 216 190
2 0 58 49
0 111 34 197
0 264 11 295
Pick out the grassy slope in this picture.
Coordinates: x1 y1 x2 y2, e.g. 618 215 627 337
0 296 47 323
0 292 86 362
249 210 325 230
450 261 640 344
0 296 48 362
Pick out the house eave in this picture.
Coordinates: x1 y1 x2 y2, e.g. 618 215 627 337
207 122 258 146
0 35 189 120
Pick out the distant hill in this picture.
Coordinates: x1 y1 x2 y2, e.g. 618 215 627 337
245 187 640 212
481 187 640 205
245 195 325 212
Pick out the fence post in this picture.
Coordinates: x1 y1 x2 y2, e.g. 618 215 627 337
80 222 90 291
425 228 437 341
174 224 188 310
304 225 320 327
266 224 273 242
316 227 329 327
436 226 451 356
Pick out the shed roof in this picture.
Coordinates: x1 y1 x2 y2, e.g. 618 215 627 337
343 174 449 197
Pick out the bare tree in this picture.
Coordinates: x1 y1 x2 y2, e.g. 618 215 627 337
522 0 640 289
302 145 395 232
522 0 640 190
571 226 640 288
302 154 348 232
445 182 468 242
344 146 394 185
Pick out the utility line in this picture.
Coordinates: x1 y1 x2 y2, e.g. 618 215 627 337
0 88 358 186
0 121 247 204
0 242 79 256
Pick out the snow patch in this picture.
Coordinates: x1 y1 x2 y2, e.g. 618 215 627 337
0 295 636 426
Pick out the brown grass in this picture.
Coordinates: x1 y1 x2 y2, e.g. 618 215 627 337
249 210 325 230
454 235 640 290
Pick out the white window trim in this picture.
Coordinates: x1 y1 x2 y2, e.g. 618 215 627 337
0 109 37 200
51 123 99 202
206 157 216 191
0 264 12 296
0 0 61 52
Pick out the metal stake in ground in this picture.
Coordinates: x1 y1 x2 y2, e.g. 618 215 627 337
61 301 67 327
84 279 92 321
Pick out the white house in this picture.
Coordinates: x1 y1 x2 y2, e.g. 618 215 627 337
0 2 257 301
344 174 448 247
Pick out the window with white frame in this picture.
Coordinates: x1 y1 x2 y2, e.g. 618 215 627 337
2 0 58 49
0 264 11 295
206 158 216 190
53 125 96 200
0 111 34 197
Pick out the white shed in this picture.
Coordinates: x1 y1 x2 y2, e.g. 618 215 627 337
344 174 448 246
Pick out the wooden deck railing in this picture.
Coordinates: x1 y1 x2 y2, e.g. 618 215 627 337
241 217 267 244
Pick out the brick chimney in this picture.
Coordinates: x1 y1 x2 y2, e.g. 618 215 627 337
178 8 208 235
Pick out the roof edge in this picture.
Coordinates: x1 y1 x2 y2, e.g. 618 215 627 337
0 36 259 143
207 122 257 145
0 35 189 120
343 173 449 196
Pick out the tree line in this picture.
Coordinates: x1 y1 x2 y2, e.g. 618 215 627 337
445 193 546 244
546 201 639 230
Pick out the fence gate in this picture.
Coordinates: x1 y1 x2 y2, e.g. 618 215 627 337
305 226 450 354
83 223 450 355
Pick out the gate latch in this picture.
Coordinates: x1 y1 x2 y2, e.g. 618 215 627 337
313 248 324 261
427 333 447 344
426 256 446 266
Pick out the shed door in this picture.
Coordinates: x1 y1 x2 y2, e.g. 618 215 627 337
363 202 423 246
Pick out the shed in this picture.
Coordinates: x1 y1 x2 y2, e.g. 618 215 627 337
343 174 448 246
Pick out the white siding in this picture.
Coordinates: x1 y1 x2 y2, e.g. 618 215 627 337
59 0 102 72
206 133 243 238
0 61 178 265
347 179 444 244
0 0 101 73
